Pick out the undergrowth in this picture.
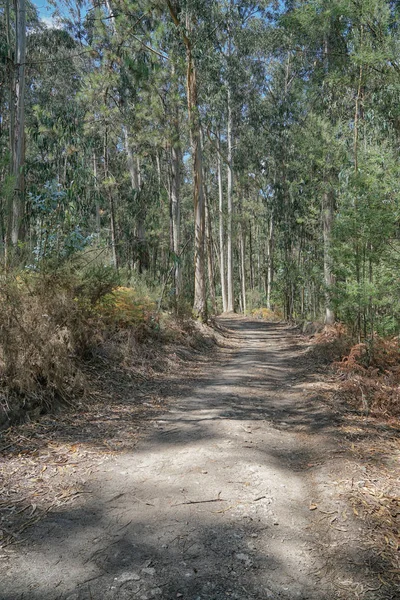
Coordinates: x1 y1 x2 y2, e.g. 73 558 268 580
311 324 400 419
335 337 400 419
0 265 165 426
251 307 283 321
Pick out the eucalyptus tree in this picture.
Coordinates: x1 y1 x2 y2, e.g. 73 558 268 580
164 0 209 320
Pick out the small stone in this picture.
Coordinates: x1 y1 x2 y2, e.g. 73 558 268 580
235 552 252 566
115 571 141 583
142 567 156 576
150 588 162 597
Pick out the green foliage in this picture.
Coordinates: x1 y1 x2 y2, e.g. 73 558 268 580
1 0 400 355
29 181 94 263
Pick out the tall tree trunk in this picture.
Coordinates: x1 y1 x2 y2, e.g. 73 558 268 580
249 222 254 290
354 65 363 339
188 61 206 320
226 81 234 312
4 0 14 264
217 135 228 312
205 185 217 315
135 158 147 273
266 213 274 310
10 0 26 247
93 152 101 234
166 1 207 321
239 223 246 315
321 33 336 326
323 191 335 325
170 69 181 301
123 125 147 272
104 130 118 269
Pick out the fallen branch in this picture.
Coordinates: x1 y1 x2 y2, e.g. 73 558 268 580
131 494 155 507
174 494 225 506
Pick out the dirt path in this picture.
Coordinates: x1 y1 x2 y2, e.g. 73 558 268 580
0 318 396 600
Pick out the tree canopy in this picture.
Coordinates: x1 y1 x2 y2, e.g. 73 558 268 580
1 0 400 335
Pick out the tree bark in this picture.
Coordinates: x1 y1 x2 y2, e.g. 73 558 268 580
93 152 101 235
166 1 207 321
123 125 148 272
226 79 234 312
205 184 217 315
170 68 181 300
104 130 118 269
239 223 246 315
217 135 228 312
323 191 335 325
10 0 26 246
266 213 274 310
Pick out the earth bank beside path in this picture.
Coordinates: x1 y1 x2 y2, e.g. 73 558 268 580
0 317 395 600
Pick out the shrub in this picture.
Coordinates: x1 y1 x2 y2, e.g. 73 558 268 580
95 286 156 329
334 336 400 418
251 307 283 321
0 265 158 425
0 274 85 424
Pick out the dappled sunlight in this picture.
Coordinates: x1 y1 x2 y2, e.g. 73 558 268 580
1 319 397 599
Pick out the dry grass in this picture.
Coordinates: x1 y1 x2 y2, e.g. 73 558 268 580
0 269 179 427
251 307 283 321
335 337 400 419
309 323 352 363
310 324 400 418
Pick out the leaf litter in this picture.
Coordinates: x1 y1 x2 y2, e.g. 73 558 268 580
0 320 222 552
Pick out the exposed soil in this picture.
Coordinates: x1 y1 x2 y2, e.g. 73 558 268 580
0 317 399 600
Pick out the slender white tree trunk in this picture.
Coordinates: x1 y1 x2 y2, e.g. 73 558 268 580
123 125 147 272
170 69 181 299
266 213 274 309
226 83 234 312
205 185 217 314
93 152 101 234
239 223 246 315
217 136 227 312
11 0 26 246
104 130 118 269
323 191 335 325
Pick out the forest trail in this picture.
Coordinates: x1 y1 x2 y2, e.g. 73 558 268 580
0 318 391 600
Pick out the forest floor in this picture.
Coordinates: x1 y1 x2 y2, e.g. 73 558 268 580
0 316 399 600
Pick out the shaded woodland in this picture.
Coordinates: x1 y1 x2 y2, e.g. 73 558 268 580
1 0 400 418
